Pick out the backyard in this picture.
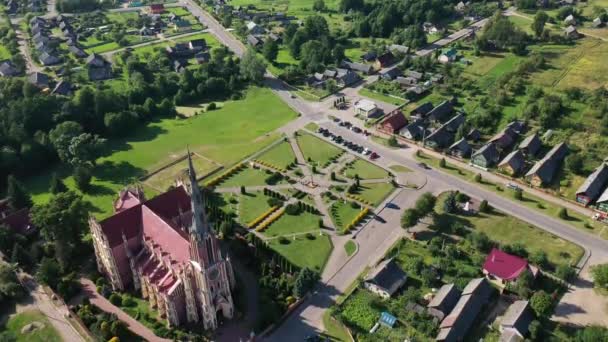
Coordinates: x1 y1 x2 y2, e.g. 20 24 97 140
25 87 298 219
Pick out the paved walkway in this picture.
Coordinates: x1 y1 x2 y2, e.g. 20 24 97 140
79 278 171 342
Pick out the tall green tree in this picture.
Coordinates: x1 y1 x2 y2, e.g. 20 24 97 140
31 191 89 270
530 290 553 317
6 175 32 210
262 40 279 63
531 11 549 38
294 268 319 298
591 263 608 288
49 172 68 194
0 263 24 303
239 48 266 84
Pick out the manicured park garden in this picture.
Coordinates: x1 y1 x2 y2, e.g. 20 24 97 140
342 158 389 180
296 132 343 167
267 233 332 272
256 140 296 170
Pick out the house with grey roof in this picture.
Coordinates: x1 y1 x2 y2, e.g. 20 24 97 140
411 102 433 118
69 45 88 58
399 120 426 140
246 34 261 48
518 133 541 157
380 67 402 80
467 128 481 142
575 163 608 206
448 138 472 158
28 72 50 89
39 52 61 66
427 283 461 321
564 25 579 39
425 126 452 149
593 17 604 28
87 54 113 81
499 300 534 341
471 143 500 169
389 44 409 55
52 80 73 96
427 100 454 123
341 61 373 74
436 278 493 342
498 150 526 176
363 258 407 299
0 61 19 77
595 186 608 213
525 142 568 187
489 127 517 151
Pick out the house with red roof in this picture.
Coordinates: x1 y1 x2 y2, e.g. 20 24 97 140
482 248 538 289
148 3 165 14
89 152 235 329
379 110 408 134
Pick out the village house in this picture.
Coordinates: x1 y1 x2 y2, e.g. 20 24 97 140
525 142 568 187
436 278 493 342
148 3 165 14
194 52 210 64
595 187 608 213
360 51 377 62
489 127 517 151
354 99 379 118
87 53 113 81
427 283 460 321
593 17 604 28
410 102 433 119
498 150 526 176
28 72 50 89
39 51 61 66
564 25 579 39
471 143 500 169
427 100 454 123
438 47 457 63
575 163 608 206
399 120 426 140
341 61 373 75
448 138 472 158
467 128 481 142
51 80 73 96
423 22 439 34
389 44 409 55
379 111 408 134
363 258 407 299
518 133 541 156
379 67 401 81
425 113 465 149
188 39 207 52
500 300 534 341
246 21 266 35
246 34 261 48
172 20 191 32
483 248 538 289
564 14 576 26
374 52 395 69
0 61 19 77
69 45 88 58
395 76 418 88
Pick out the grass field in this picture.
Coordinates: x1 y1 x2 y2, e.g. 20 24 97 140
342 158 388 180
220 167 275 188
297 132 343 167
26 87 297 219
435 193 583 268
4 310 62 342
352 182 395 206
330 201 364 230
263 211 321 237
388 165 411 173
176 101 224 117
239 191 273 225
144 153 220 191
130 32 221 60
358 88 406 106
257 140 296 169
268 233 332 272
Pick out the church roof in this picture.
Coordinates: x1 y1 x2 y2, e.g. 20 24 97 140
98 185 193 264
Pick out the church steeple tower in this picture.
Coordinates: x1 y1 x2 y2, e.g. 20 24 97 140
187 149 209 237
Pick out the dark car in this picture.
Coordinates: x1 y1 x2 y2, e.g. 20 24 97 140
352 127 362 133
417 162 430 169
343 121 352 128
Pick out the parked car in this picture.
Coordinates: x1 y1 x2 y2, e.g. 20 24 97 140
352 127 362 133
333 117 341 123
507 183 521 191
343 121 352 128
418 162 430 169
370 152 379 160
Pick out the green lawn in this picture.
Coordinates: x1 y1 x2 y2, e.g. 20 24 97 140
263 211 321 237
144 154 220 191
239 191 273 225
344 240 357 256
343 158 388 180
257 141 296 169
26 87 297 219
297 132 343 167
436 193 583 269
220 167 275 188
359 88 406 106
352 182 395 206
322 311 352 342
0 44 11 59
5 310 62 342
330 200 364 231
268 233 332 272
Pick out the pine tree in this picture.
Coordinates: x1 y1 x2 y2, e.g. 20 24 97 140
49 173 68 194
6 175 33 210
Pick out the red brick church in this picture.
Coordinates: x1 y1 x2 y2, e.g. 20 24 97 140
89 152 235 328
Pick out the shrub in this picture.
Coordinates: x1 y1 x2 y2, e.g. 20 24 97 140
439 158 446 168
474 173 482 182
556 264 576 282
240 186 246 194
279 236 290 245
318 219 324 228
455 192 469 203
121 295 136 307
285 204 301 215
479 199 489 213
306 233 315 240
109 293 122 306
350 201 360 209
207 102 217 110
267 197 284 207
514 188 523 200
558 208 568 219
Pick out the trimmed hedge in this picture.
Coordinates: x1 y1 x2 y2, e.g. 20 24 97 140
247 206 280 229
205 163 246 187
256 208 286 232
342 208 370 234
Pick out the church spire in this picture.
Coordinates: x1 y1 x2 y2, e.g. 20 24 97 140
187 148 209 237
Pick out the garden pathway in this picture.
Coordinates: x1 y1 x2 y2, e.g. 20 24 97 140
79 278 171 342
288 136 313 179
214 184 293 194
